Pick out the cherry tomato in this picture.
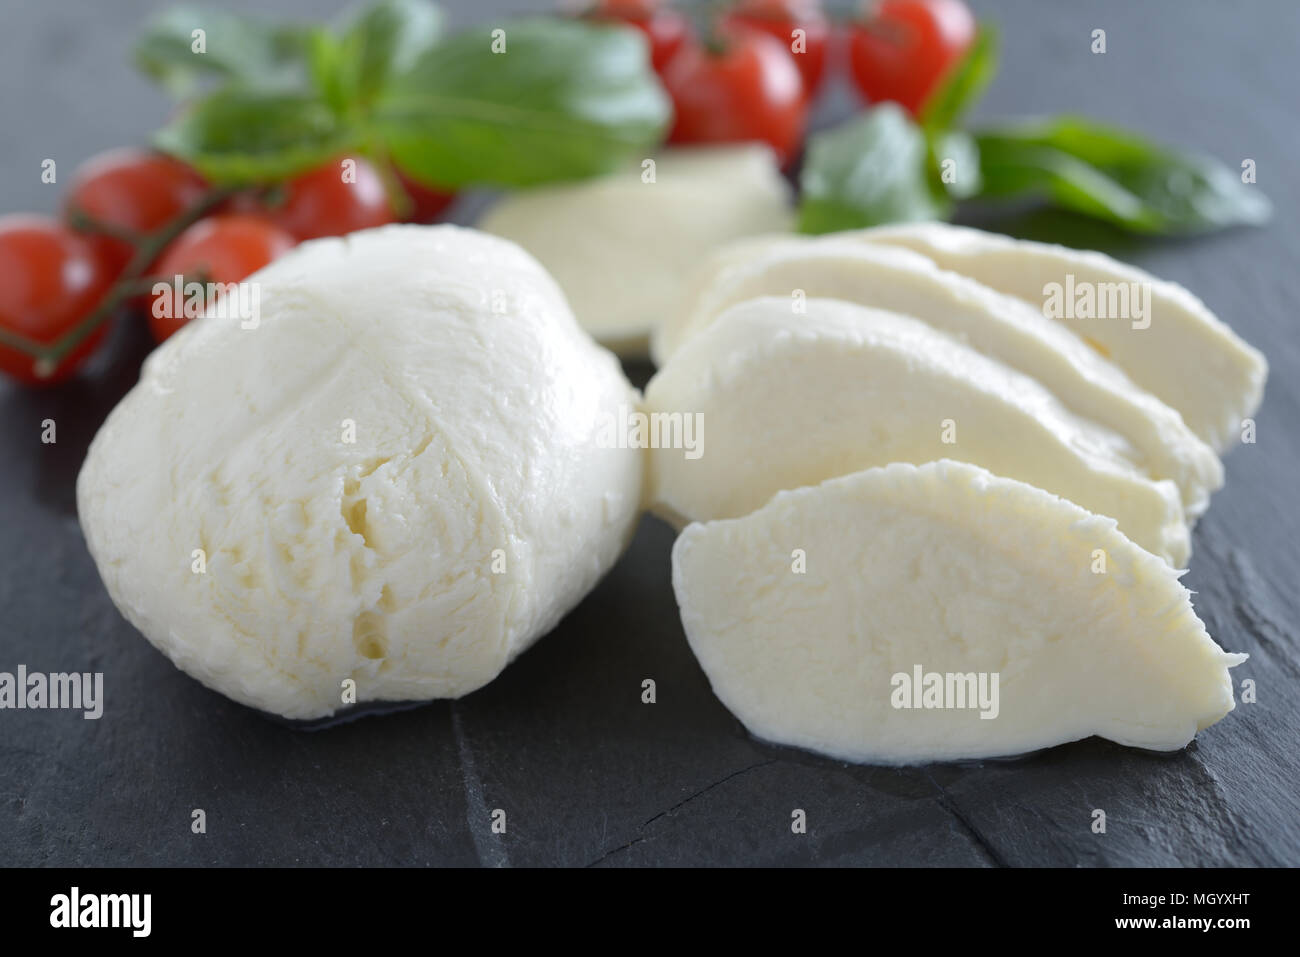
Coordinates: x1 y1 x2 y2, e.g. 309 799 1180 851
586 0 692 73
721 0 830 98
263 155 396 242
663 27 807 165
147 214 296 343
395 169 456 223
0 215 115 385
848 0 976 117
63 148 208 277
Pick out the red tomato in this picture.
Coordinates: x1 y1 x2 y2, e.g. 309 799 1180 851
147 214 296 343
264 155 396 242
395 169 456 223
663 27 807 164
587 0 692 72
848 0 976 117
0 215 115 385
721 0 830 98
63 148 207 277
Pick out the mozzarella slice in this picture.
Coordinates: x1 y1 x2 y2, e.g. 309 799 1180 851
646 297 1191 565
856 222 1267 452
478 144 793 356
77 225 643 721
672 459 1246 764
656 236 1222 518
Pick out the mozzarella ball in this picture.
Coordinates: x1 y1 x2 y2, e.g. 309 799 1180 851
78 224 643 720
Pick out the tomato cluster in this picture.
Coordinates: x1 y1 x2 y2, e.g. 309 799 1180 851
591 0 975 163
1 152 454 386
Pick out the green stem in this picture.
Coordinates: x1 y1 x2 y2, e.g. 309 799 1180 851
698 1 730 55
64 208 146 245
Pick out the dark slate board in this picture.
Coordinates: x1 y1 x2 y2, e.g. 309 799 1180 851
2 0 1297 867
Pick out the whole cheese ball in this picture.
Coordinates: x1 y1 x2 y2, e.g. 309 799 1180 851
77 224 643 720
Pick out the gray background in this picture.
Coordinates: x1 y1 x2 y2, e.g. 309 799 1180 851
1 0 1297 866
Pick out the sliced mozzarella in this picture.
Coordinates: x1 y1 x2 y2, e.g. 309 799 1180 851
856 222 1267 452
656 237 1222 517
479 144 792 356
646 297 1191 565
672 459 1246 764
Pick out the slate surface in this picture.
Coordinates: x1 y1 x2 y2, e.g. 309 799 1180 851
1 0 1297 867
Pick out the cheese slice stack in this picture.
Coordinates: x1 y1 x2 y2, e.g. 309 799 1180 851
647 297 1191 566
655 236 1223 518
654 222 1263 763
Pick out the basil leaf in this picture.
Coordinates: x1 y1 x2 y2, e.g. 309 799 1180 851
154 89 357 184
798 105 950 235
335 0 444 106
134 5 312 97
920 25 998 132
974 117 1271 234
371 18 671 189
306 28 351 117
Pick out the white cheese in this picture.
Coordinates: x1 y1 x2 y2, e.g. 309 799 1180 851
655 236 1222 518
646 297 1191 565
856 222 1268 452
77 224 643 720
672 459 1246 764
478 145 793 356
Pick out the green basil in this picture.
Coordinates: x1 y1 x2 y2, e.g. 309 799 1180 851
334 0 444 107
134 6 313 97
974 117 1271 234
798 105 950 235
371 18 671 189
920 25 998 132
305 28 352 117
153 89 357 184
134 2 1272 241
